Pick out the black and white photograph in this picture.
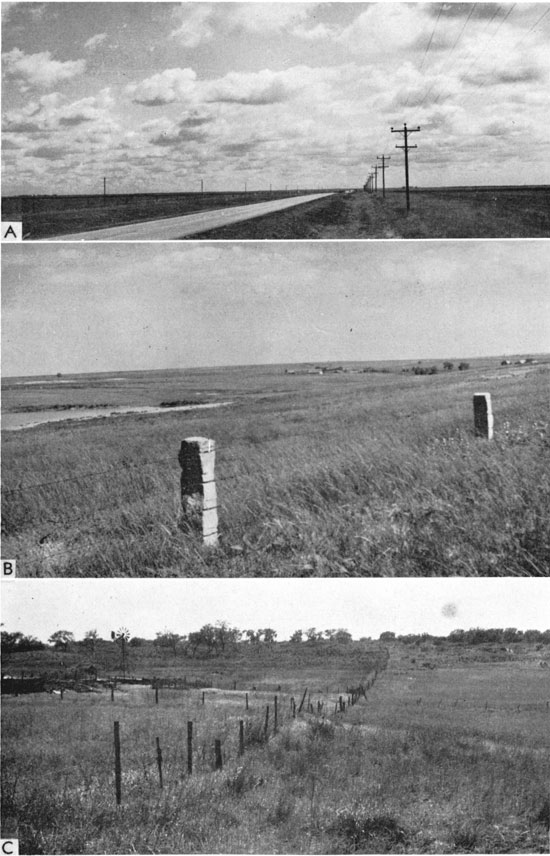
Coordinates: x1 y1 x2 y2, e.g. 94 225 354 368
1 577 550 853
2 239 549 577
1 2 550 854
1 1 550 239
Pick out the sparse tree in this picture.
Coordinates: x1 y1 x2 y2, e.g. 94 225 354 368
261 628 277 644
458 362 470 371
2 631 44 654
154 630 183 656
245 629 260 644
83 629 99 655
305 627 322 643
289 630 303 643
49 630 74 651
443 361 454 371
379 631 396 641
334 628 353 644
215 620 241 652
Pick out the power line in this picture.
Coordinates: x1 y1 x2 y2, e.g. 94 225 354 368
418 5 478 110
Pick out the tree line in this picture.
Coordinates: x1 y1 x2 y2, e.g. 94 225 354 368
2 624 549 657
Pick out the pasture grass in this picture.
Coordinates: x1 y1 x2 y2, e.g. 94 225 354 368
2 658 549 853
196 187 550 239
2 362 549 576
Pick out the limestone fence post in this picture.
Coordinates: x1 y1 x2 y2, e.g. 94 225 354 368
473 393 494 440
178 437 218 546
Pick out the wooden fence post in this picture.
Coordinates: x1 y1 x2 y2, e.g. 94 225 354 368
179 437 218 546
156 737 163 788
187 721 193 775
264 705 270 740
245 692 249 710
155 686 159 705
114 721 122 805
202 691 205 705
274 695 278 734
297 688 308 714
473 393 494 439
214 739 223 770
110 684 114 702
239 720 244 756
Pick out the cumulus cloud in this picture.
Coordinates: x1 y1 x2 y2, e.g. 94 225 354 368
206 69 295 105
3 89 114 133
150 111 214 146
28 144 68 159
170 4 215 48
223 3 310 33
3 47 85 89
129 67 197 106
84 33 107 51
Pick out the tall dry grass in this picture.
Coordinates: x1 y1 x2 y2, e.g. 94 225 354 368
2 365 549 576
2 658 548 853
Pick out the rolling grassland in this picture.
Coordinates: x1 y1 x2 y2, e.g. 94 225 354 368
2 360 549 576
2 642 549 853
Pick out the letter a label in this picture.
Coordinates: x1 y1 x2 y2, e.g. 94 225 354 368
1 222 22 241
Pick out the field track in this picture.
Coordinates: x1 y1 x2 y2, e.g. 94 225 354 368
39 193 335 241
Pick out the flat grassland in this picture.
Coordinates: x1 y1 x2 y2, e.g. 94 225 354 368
194 186 550 239
2 359 549 576
0 191 322 240
2 642 549 853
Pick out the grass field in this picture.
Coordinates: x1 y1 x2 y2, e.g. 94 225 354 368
2 359 549 577
2 641 549 853
194 186 550 239
0 190 328 240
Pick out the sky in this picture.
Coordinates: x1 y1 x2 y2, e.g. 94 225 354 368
2 578 549 642
2 2 550 194
2 240 549 377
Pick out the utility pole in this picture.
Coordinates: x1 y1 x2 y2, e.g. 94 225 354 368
103 176 107 205
390 123 420 211
376 155 391 198
371 164 379 193
200 179 204 193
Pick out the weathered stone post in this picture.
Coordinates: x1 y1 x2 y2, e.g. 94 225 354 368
178 437 218 546
473 393 494 439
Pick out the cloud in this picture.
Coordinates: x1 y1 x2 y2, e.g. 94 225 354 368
3 89 114 133
3 47 85 89
223 3 310 33
84 33 107 51
148 110 215 147
206 69 295 105
291 22 334 41
28 144 68 160
129 67 197 106
170 4 215 48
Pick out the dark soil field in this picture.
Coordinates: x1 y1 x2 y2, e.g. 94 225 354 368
1 190 325 240
2 358 549 577
193 186 550 239
2 639 549 853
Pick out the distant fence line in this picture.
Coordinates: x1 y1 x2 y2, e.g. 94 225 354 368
4 395 496 551
110 666 388 805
